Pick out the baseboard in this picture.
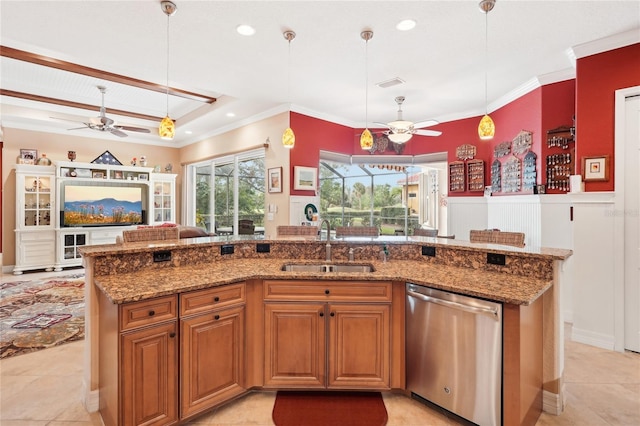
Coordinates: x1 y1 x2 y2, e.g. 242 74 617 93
543 383 566 415
571 327 615 350
82 380 99 413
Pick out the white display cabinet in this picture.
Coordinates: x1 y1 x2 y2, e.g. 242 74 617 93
13 164 56 274
150 173 177 224
13 161 177 273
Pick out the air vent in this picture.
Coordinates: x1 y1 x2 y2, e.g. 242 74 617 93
376 77 405 89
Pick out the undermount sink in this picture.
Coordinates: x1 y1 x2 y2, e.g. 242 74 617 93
280 263 375 273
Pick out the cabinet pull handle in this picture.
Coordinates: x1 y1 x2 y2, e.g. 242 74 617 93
214 296 220 302
330 312 335 317
148 310 155 316
169 332 176 338
319 312 324 317
324 289 330 295
214 315 220 320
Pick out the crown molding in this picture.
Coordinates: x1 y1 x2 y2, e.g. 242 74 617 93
571 28 640 59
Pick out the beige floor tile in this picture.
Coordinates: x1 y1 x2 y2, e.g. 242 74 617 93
383 392 458 426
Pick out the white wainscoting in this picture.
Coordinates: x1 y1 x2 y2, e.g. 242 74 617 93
446 197 488 240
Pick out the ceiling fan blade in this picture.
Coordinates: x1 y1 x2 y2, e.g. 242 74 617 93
415 129 443 137
67 126 89 131
413 119 439 129
373 122 391 129
109 128 128 138
116 125 151 134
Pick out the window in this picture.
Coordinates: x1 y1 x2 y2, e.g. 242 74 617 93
319 151 445 235
186 149 265 235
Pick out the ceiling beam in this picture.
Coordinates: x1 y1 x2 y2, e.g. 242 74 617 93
1 46 217 104
0 89 163 122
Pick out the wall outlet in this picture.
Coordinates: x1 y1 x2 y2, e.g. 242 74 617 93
421 246 436 257
153 250 171 262
220 244 234 255
256 243 270 253
487 252 506 265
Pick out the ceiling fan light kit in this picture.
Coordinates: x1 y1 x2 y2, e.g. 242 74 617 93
375 96 442 145
478 0 496 141
360 30 374 150
282 30 296 149
160 0 177 141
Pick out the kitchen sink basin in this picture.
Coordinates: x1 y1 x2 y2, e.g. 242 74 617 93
280 263 375 273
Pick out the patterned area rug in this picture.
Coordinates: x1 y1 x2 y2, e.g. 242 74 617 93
0 273 85 359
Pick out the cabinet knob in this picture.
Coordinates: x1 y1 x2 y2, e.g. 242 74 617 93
319 312 324 317
148 310 155 317
324 289 330 295
169 332 176 338
330 312 335 317
214 315 220 320
214 296 220 302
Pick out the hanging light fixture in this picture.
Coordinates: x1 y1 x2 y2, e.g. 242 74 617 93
159 1 177 140
360 30 374 150
478 0 496 141
282 30 296 149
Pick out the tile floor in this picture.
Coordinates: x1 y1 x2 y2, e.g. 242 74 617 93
1 271 639 425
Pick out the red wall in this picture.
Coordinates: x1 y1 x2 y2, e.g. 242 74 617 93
576 43 640 191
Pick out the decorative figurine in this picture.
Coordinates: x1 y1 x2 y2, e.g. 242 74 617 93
139 155 147 167
131 157 137 166
67 150 76 162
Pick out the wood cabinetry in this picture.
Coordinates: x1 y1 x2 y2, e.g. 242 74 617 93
179 284 246 419
13 164 56 274
263 280 391 390
99 294 179 426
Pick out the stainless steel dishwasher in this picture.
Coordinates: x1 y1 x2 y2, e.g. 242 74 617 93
406 283 502 426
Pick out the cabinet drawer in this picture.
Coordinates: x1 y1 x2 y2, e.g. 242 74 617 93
180 282 246 317
120 295 177 331
264 280 391 303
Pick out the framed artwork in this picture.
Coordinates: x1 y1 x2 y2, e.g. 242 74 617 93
113 170 124 179
293 166 317 191
268 167 283 193
20 149 38 164
138 173 148 181
92 171 105 179
582 155 610 182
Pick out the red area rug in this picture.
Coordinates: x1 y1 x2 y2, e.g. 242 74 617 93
0 273 85 358
272 391 388 426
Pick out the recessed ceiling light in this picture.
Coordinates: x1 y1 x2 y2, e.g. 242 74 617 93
236 24 256 36
396 19 416 31
226 112 236 117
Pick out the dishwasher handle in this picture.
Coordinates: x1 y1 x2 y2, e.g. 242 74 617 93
407 290 500 320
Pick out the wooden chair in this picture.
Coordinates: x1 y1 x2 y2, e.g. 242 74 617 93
469 229 525 247
238 219 255 235
277 225 318 237
413 228 438 237
335 226 379 237
121 226 180 243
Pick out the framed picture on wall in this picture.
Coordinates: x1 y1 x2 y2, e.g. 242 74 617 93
582 155 610 182
268 167 283 193
293 166 317 191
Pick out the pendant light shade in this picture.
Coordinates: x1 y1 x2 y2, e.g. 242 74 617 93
159 1 177 140
360 30 374 150
282 30 296 149
478 0 495 141
478 114 495 140
282 127 295 149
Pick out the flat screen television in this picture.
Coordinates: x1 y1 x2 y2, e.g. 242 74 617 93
61 182 147 227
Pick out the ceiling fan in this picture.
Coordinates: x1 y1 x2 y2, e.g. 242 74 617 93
374 96 442 143
54 85 151 138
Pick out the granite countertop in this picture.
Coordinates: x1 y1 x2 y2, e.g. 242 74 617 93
93 257 552 307
81 234 573 260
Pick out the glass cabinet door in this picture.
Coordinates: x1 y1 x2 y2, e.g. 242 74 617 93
23 175 52 227
153 180 174 223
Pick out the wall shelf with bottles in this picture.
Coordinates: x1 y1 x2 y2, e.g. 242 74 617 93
448 161 465 192
466 160 485 192
545 126 575 193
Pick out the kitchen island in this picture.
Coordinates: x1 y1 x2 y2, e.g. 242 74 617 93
80 235 571 425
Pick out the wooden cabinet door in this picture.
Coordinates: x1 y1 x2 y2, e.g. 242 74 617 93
327 303 391 389
180 305 245 419
264 302 326 388
120 321 178 426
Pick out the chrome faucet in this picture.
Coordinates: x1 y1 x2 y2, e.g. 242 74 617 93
320 219 331 261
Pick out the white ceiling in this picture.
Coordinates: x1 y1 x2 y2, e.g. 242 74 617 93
1 0 639 147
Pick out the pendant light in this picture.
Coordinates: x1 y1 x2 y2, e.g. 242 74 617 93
360 30 374 150
478 0 496 141
282 30 296 149
159 1 177 140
